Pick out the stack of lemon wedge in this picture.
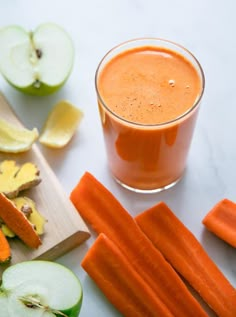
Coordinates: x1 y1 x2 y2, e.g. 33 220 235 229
0 100 83 153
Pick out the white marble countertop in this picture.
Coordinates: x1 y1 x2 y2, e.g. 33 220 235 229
1 1 236 316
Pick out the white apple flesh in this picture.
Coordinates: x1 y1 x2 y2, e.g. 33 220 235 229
0 261 83 317
0 293 8 316
0 23 74 96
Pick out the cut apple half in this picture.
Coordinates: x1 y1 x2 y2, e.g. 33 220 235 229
0 23 74 96
0 261 83 317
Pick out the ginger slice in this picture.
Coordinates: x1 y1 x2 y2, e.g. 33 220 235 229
1 224 15 238
0 218 14 237
1 197 47 237
0 160 41 198
0 193 41 249
0 118 38 153
12 197 46 235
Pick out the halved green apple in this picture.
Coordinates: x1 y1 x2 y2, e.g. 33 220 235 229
0 23 74 96
0 260 83 317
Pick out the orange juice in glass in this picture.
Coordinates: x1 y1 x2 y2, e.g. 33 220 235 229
95 38 205 193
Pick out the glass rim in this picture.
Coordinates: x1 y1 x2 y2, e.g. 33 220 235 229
95 37 205 127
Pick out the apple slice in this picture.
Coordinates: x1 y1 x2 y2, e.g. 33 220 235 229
0 23 74 96
0 261 83 317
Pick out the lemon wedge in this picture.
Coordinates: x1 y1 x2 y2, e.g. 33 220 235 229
0 118 38 153
39 100 83 148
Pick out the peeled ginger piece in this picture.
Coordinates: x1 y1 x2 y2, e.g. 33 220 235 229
0 118 38 153
39 100 83 148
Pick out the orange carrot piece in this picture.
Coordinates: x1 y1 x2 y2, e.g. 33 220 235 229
70 172 208 317
0 228 11 263
0 193 41 249
135 201 236 317
202 198 236 247
82 233 173 317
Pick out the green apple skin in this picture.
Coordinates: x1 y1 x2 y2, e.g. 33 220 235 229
7 80 68 96
0 23 74 96
60 298 83 317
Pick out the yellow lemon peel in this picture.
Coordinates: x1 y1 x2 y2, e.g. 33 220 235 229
39 100 83 148
0 118 38 153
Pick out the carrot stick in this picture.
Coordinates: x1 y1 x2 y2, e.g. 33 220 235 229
135 201 236 317
202 198 236 247
70 172 207 317
0 228 11 263
82 233 173 317
0 193 41 249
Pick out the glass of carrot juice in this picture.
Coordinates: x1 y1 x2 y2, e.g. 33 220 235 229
95 38 205 193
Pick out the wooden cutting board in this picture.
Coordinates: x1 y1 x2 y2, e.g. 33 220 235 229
0 93 90 276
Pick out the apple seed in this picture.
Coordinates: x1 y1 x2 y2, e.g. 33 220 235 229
36 49 42 59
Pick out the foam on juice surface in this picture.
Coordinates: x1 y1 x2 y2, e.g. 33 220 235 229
98 46 201 125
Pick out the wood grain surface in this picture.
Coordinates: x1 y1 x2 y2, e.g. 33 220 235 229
0 93 90 276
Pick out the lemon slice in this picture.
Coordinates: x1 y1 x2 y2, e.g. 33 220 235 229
0 118 38 153
39 100 83 148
